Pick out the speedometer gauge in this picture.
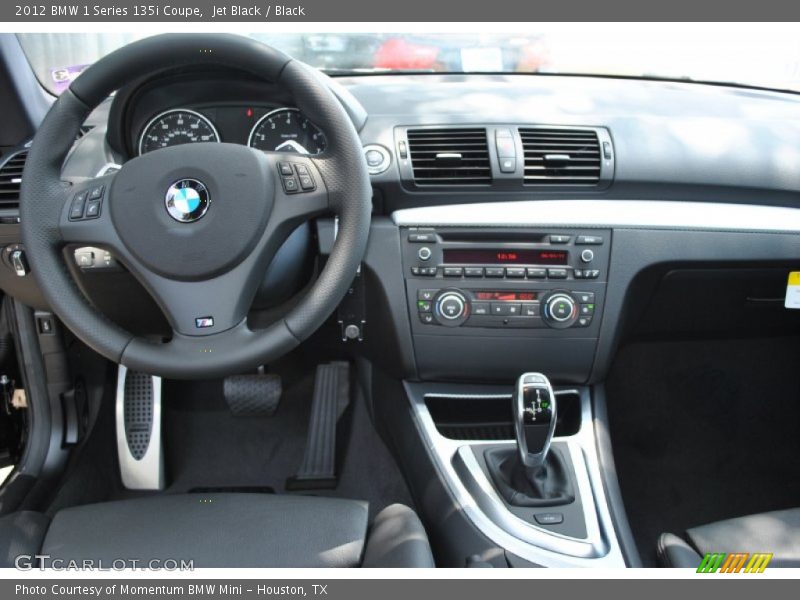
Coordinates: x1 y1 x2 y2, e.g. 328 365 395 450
247 108 327 155
138 109 220 155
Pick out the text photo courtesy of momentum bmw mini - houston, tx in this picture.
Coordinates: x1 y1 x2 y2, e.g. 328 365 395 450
0 3 799 594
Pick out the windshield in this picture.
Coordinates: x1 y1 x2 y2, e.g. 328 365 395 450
16 26 800 95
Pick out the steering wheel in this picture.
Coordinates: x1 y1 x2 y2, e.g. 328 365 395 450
20 34 372 379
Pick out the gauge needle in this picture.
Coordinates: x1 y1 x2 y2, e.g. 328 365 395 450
274 140 310 154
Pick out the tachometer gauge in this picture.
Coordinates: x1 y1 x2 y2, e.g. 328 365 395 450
247 108 327 155
138 109 220 155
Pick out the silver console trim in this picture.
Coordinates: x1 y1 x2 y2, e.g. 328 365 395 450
115 365 164 491
406 382 627 567
392 199 800 233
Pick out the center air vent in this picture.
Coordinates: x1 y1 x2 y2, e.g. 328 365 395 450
407 128 491 185
520 128 601 185
0 150 28 210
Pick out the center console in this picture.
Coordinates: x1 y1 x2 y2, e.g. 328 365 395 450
401 227 611 382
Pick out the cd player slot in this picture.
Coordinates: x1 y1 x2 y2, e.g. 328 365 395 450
436 229 550 243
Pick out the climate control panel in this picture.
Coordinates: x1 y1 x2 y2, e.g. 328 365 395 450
416 288 596 330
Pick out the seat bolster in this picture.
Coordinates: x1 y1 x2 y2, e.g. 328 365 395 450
686 508 800 567
657 533 701 568
362 504 435 568
0 511 50 568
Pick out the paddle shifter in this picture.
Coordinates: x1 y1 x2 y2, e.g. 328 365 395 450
513 372 557 469
484 372 574 507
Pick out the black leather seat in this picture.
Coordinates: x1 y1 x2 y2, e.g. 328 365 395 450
0 494 435 568
658 507 800 568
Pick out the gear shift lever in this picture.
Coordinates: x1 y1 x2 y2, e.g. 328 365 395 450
513 372 556 468
484 371 573 507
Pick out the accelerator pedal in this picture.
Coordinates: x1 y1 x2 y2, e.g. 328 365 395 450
286 362 351 490
223 373 282 417
115 366 164 490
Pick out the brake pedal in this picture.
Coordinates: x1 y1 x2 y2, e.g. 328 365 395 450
286 362 351 490
115 366 164 490
223 373 282 417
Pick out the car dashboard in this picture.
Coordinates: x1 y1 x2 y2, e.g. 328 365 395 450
2 60 800 570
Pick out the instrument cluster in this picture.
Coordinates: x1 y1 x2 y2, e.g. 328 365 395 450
137 105 327 156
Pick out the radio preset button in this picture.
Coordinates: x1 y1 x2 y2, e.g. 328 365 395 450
506 267 526 278
444 267 463 277
526 267 547 279
485 267 504 278
548 268 568 279
464 267 484 277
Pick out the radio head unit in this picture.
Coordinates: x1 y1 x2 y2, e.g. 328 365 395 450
402 227 610 332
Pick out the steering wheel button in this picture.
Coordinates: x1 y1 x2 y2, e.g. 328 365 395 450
278 162 293 176
282 176 299 193
298 174 315 191
84 200 101 219
69 193 87 220
88 185 104 200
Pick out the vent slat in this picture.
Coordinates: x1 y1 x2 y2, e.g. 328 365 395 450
407 128 491 186
524 166 599 172
0 150 28 210
520 128 601 186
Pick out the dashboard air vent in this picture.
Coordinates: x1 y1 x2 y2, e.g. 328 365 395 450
0 150 28 210
407 128 491 185
520 128 601 185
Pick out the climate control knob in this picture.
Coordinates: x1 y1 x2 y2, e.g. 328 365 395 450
542 292 578 329
435 290 469 326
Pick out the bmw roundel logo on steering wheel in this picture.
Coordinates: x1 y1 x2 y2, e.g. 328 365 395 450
165 178 210 223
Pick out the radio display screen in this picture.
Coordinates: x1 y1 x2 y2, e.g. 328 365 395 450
442 248 568 265
474 291 538 301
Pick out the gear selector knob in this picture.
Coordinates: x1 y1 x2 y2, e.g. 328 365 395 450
513 372 557 468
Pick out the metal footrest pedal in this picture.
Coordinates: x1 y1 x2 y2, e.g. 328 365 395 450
115 365 164 490
286 361 351 490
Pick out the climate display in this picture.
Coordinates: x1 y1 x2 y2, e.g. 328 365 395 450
474 291 538 301
442 249 568 265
